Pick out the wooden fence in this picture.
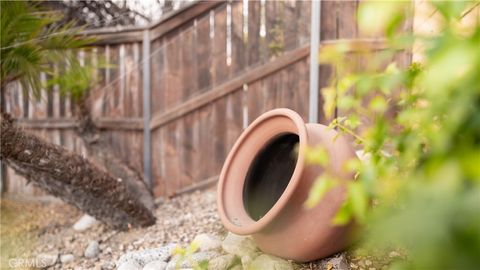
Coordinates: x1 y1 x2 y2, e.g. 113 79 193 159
2 0 413 198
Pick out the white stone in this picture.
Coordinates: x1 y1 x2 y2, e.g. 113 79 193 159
117 243 176 267
221 233 258 257
166 251 219 270
117 260 142 270
247 254 293 270
60 253 74 264
193 234 222 251
143 260 168 270
84 240 100 258
73 214 99 232
207 254 237 270
101 261 116 270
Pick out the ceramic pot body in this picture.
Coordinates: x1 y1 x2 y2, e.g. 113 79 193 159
217 109 357 262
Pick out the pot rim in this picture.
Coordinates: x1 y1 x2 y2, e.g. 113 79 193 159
217 108 307 235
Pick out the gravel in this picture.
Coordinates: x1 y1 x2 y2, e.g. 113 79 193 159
2 187 400 270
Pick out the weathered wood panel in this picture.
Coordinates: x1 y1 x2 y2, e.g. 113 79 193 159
213 4 229 86
150 87 244 198
4 0 420 198
247 58 310 122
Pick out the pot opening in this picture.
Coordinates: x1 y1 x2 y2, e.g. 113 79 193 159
243 133 299 221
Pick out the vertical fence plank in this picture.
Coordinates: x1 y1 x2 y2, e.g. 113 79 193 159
283 0 298 50
213 4 228 86
91 46 106 118
152 128 166 197
164 32 183 112
231 1 246 75
213 96 227 171
196 15 211 92
151 38 165 115
318 0 338 124
225 90 244 151
247 0 261 66
296 1 311 47
265 0 282 60
337 0 358 39
182 21 198 99
165 122 180 196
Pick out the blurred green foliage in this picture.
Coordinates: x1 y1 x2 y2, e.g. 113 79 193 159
1 1 97 99
172 241 209 270
306 1 480 269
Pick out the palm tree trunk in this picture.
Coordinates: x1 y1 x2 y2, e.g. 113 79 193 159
74 95 154 211
0 113 155 230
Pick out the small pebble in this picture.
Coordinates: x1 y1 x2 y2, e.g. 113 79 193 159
85 240 100 258
143 260 168 270
60 254 75 264
117 261 142 270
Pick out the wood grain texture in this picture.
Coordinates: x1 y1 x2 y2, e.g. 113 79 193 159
213 4 228 86
150 45 309 130
5 0 416 198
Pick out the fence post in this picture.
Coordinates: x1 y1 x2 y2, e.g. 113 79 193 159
309 0 321 123
142 29 152 190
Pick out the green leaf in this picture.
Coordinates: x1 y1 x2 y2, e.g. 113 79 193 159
357 1 404 36
348 182 369 223
322 87 336 120
304 175 338 209
187 241 199 253
332 201 352 225
304 146 329 166
337 75 358 95
369 95 388 113
195 260 209 270
172 246 186 256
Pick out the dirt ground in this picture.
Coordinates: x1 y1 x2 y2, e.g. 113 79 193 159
0 188 399 270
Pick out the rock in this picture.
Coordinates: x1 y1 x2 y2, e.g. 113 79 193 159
73 214 99 232
241 255 254 269
101 261 116 270
166 251 220 270
60 253 74 264
84 240 100 258
117 260 142 270
36 252 58 268
247 254 293 270
207 254 237 270
117 243 176 267
320 253 349 270
221 233 257 257
194 234 222 252
229 265 242 270
143 260 168 270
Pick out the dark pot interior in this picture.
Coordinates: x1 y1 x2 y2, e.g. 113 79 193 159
243 133 299 221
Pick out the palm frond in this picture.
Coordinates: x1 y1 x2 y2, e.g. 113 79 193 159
1 1 95 101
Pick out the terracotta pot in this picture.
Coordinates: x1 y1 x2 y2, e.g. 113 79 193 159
217 108 357 262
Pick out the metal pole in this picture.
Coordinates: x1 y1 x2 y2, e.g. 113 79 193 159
309 0 321 123
142 30 152 189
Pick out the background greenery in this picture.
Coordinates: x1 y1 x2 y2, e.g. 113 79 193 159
306 1 480 269
1 1 95 99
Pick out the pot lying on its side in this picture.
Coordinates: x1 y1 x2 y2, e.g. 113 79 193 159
217 108 357 262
